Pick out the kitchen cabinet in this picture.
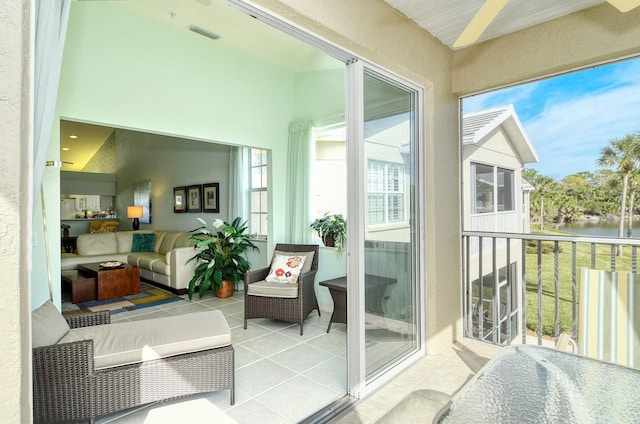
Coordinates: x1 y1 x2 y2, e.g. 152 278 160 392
75 195 101 211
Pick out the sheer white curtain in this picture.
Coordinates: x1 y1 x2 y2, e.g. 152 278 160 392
285 121 313 243
228 146 250 221
34 0 71 202
33 0 71 300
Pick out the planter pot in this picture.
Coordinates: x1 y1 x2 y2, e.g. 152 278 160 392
216 280 234 298
322 235 336 248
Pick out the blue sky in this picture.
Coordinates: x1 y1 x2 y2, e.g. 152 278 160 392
463 57 640 180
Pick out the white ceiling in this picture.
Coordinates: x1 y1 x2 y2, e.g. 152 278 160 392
383 0 606 49
64 0 343 170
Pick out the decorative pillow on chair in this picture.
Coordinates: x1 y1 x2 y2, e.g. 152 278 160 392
131 233 155 252
265 254 307 284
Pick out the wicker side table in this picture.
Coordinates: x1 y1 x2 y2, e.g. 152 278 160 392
319 276 347 333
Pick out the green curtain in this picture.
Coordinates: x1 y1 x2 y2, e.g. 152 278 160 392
285 121 313 243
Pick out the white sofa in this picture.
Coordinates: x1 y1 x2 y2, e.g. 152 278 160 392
61 230 196 293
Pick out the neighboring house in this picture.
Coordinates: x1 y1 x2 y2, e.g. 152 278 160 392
462 105 538 345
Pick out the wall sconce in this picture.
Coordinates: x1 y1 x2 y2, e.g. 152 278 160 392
127 205 144 231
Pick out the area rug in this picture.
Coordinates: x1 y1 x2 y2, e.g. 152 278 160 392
63 282 184 315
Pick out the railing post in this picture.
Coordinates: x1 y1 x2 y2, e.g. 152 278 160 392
537 240 543 346
521 237 527 345
572 242 577 340
554 241 560 343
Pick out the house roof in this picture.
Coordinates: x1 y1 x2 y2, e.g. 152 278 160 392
463 105 539 164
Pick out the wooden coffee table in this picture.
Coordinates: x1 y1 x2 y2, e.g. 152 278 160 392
77 262 140 301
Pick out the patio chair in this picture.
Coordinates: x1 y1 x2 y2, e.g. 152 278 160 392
32 300 234 423
244 243 320 335
578 267 640 367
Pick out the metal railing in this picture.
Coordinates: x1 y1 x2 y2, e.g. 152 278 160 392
462 230 640 347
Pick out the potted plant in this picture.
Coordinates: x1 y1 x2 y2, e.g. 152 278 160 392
187 217 258 299
310 212 346 254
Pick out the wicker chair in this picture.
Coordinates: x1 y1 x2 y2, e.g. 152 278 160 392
244 243 320 335
32 310 234 423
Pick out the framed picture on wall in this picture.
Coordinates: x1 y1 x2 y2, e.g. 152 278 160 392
202 183 220 213
173 186 186 213
187 185 202 212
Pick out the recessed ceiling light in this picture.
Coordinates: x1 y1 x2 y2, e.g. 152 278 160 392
62 147 70 151
69 135 78 139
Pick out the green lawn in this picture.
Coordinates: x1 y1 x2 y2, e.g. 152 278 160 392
524 230 634 336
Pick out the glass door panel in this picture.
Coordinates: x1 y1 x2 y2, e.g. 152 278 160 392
363 70 420 379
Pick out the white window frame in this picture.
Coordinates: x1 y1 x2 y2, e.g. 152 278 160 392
249 148 268 237
471 162 515 214
367 160 406 227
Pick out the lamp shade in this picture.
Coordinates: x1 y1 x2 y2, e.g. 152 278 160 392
127 205 144 219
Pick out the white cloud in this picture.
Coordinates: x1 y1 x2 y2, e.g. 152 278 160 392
524 81 640 177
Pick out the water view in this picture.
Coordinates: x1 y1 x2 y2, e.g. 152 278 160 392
559 219 640 238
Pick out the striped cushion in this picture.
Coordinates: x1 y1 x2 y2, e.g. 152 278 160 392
579 268 640 367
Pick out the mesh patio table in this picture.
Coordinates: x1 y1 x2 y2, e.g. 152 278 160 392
436 345 640 423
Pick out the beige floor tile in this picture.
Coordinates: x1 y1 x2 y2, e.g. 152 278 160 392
335 410 374 424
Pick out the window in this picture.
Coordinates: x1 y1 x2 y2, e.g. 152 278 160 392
471 163 514 214
250 148 268 236
367 160 405 225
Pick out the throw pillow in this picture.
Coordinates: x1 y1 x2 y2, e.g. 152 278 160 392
131 233 155 252
272 250 315 274
32 300 70 348
265 254 307 284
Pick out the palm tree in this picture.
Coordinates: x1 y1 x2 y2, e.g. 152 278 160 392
536 175 557 230
597 133 640 253
627 169 640 237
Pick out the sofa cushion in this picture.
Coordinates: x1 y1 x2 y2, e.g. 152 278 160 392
132 233 155 252
247 280 298 298
157 231 183 255
272 250 315 274
77 232 118 256
32 300 70 348
62 253 129 271
58 310 231 369
115 231 134 253
153 231 167 253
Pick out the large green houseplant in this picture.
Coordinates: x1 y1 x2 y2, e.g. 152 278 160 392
187 217 258 299
310 212 346 254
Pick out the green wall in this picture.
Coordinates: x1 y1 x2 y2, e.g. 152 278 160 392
35 1 347 308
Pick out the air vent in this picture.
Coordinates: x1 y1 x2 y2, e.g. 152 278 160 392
189 25 221 41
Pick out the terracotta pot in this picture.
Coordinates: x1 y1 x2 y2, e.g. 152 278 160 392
216 279 234 298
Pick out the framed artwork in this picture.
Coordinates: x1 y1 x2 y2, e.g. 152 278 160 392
134 180 152 224
173 186 186 213
187 185 202 212
202 183 220 213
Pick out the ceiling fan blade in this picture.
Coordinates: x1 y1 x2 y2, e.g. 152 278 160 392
453 0 509 48
607 0 640 12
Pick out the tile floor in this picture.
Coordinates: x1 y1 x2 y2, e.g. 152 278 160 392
334 338 503 424
90 291 348 424
67 291 504 423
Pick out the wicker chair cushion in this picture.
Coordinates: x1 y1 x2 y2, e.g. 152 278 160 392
32 300 70 348
58 309 231 369
247 280 298 298
265 254 307 283
272 250 315 274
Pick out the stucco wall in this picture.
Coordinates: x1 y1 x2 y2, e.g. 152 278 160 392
0 0 31 422
452 3 640 96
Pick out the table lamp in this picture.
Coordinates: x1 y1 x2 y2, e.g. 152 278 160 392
127 205 144 231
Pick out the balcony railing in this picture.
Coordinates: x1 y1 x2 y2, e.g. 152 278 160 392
462 230 640 347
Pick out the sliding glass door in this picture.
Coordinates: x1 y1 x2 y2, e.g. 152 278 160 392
362 69 421 379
